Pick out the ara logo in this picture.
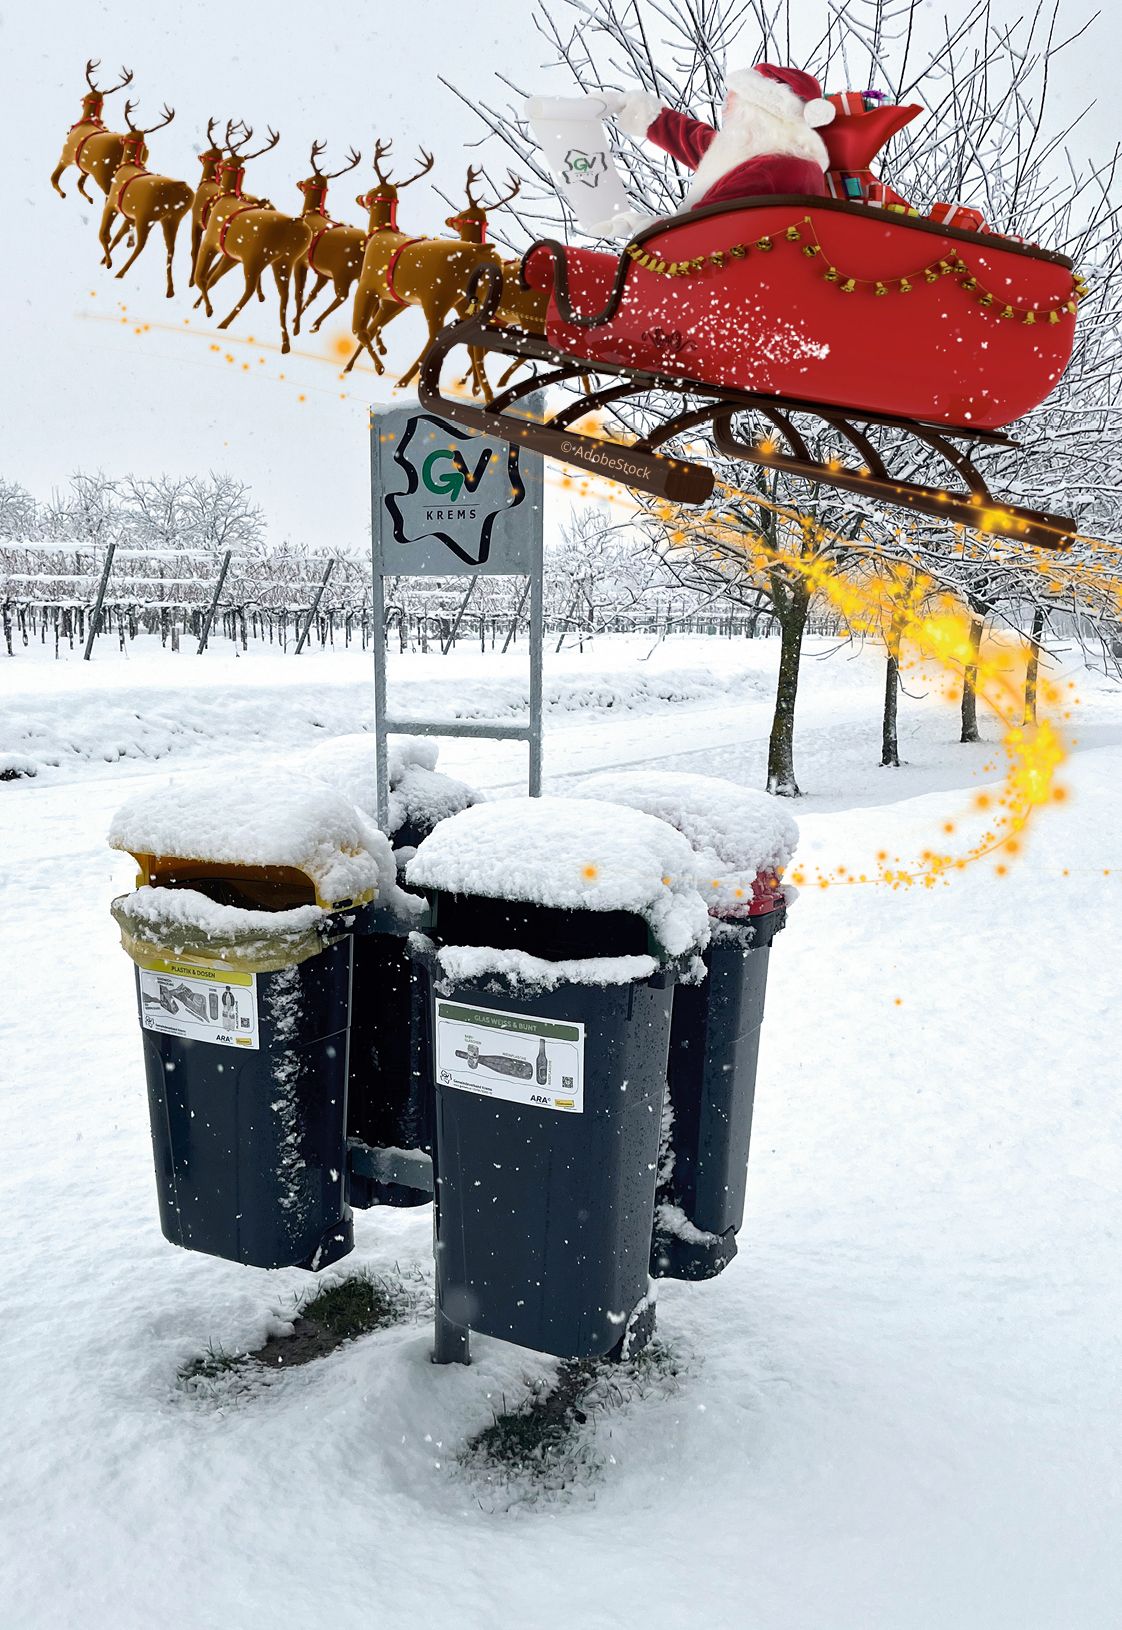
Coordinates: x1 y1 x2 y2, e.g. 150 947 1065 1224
385 413 526 567
562 148 607 187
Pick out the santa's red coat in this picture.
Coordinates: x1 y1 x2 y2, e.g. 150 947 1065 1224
646 107 826 207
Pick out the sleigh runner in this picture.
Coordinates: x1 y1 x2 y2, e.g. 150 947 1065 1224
418 195 1083 550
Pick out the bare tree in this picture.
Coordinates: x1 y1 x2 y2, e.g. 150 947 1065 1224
0 480 42 542
448 0 1122 791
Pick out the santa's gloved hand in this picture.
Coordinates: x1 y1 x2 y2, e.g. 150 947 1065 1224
595 90 627 116
610 89 665 140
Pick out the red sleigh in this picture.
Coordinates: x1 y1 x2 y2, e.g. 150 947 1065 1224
419 194 1083 550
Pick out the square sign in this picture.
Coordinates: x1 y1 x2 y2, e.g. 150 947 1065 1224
371 405 544 577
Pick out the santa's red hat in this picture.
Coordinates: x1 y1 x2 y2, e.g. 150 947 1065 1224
726 63 836 129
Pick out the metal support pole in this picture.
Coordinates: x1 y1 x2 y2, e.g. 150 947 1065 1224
82 539 117 662
196 550 232 655
433 1300 471 1366
295 558 335 655
371 545 391 835
528 533 544 798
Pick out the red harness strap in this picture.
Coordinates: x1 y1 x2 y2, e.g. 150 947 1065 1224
115 167 149 217
218 203 261 257
198 186 229 230
384 236 424 304
306 220 341 277
73 125 106 172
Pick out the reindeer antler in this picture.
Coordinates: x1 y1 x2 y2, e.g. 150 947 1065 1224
371 138 394 185
464 165 484 208
226 120 252 155
398 148 434 190
309 138 328 177
86 59 133 96
240 127 280 162
484 171 522 212
124 102 175 138
205 116 220 146
326 145 362 180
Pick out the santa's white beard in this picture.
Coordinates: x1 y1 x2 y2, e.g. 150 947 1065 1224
684 98 829 204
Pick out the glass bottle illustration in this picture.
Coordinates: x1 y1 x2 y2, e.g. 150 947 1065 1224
454 1042 533 1079
536 1038 548 1085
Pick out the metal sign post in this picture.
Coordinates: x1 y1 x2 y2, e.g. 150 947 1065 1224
370 400 545 833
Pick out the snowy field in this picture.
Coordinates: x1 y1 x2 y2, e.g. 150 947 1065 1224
2 632 1121 1629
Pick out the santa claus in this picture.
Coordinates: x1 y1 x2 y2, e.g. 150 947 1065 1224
601 64 836 214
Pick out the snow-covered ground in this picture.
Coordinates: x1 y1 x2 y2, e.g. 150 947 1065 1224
2 632 1121 1629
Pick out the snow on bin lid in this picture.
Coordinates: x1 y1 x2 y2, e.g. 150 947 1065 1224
109 770 394 908
302 735 478 838
572 771 799 911
406 795 711 957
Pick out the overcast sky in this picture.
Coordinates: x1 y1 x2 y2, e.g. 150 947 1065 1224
5 0 1117 546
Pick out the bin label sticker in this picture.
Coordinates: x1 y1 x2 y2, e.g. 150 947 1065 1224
135 953 259 1050
433 999 584 1113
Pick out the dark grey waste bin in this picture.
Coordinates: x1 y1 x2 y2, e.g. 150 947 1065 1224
344 767 477 1212
411 894 676 1363
111 859 369 1272
653 885 786 1281
568 772 797 1284
405 794 709 1364
346 902 433 1211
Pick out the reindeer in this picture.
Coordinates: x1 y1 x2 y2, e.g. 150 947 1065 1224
51 59 135 200
193 129 311 354
345 158 504 391
345 164 541 399
98 103 193 298
290 141 362 336
190 123 272 305
439 168 545 389
343 140 436 364
188 118 233 286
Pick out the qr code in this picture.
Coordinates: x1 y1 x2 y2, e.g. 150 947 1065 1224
240 1017 251 1029
562 1075 573 1090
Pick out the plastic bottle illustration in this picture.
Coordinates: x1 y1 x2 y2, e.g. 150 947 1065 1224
536 1038 548 1086
222 987 237 1025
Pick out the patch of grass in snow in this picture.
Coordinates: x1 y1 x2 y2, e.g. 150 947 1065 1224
179 1341 244 1381
460 1340 684 1500
177 1267 429 1398
288 1268 426 1347
177 1342 253 1395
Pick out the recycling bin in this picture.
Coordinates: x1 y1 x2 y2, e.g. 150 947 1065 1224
109 773 386 1272
341 755 478 1211
405 796 710 1363
654 876 787 1280
570 771 798 1282
345 900 434 1210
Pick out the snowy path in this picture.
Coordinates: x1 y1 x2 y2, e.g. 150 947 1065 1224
2 638 1121 1628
